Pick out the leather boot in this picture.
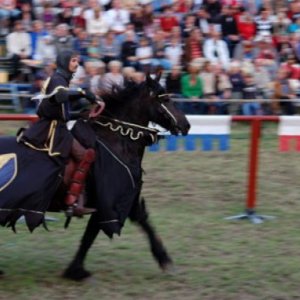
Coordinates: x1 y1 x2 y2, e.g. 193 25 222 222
71 194 96 217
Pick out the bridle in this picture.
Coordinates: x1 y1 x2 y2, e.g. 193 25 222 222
92 91 179 142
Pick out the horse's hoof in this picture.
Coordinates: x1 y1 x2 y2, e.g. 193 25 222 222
160 261 176 275
62 266 92 281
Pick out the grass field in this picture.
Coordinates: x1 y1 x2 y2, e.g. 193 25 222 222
1 122 300 300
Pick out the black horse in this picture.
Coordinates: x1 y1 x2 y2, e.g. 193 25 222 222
0 74 190 280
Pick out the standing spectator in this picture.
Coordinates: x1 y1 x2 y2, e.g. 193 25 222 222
181 62 204 114
53 23 74 54
6 20 32 80
203 29 230 69
99 30 120 64
220 5 240 58
105 0 130 34
241 73 262 115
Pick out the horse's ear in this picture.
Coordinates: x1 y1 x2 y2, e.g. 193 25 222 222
155 71 162 82
146 72 152 85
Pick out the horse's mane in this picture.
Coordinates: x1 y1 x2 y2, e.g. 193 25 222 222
100 81 146 110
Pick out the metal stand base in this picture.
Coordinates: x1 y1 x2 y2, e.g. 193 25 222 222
225 209 275 224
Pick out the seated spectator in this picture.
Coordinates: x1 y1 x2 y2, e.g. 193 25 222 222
135 36 153 73
30 20 48 59
83 60 105 95
85 5 110 36
181 13 197 39
53 23 74 54
165 65 182 97
228 61 244 114
165 36 183 67
253 58 272 99
180 62 204 114
34 35 56 64
41 2 56 24
105 0 130 34
183 27 203 65
17 2 36 32
272 68 297 115
159 5 179 34
237 10 256 41
99 30 121 64
151 30 172 70
73 28 90 62
0 0 20 34
234 39 256 61
273 9 291 36
202 0 222 24
130 5 145 36
120 30 139 68
220 5 239 58
57 7 73 27
288 16 300 34
195 7 210 36
87 35 102 61
203 29 230 69
122 66 136 83
6 20 32 80
241 73 262 115
100 60 124 93
254 7 275 37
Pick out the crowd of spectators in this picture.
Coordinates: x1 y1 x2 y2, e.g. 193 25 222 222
0 0 300 115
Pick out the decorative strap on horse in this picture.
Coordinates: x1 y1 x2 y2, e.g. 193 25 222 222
93 116 160 146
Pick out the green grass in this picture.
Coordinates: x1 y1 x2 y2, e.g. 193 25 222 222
1 123 300 300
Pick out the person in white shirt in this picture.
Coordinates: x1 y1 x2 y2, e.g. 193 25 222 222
34 35 57 64
135 36 153 72
203 29 230 69
164 36 183 67
105 0 130 34
86 6 110 36
6 20 32 79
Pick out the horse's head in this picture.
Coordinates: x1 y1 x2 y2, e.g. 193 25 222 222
144 73 190 136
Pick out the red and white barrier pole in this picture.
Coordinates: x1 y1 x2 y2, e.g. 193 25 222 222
226 116 279 223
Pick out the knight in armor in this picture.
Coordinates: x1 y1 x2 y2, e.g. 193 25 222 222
19 50 100 217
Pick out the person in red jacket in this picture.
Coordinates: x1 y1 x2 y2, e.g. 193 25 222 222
159 5 179 33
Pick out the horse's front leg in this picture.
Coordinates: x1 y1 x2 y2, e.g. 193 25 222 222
63 213 101 281
129 197 173 271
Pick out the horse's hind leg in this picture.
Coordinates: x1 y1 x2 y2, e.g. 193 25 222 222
63 214 100 281
129 197 173 271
